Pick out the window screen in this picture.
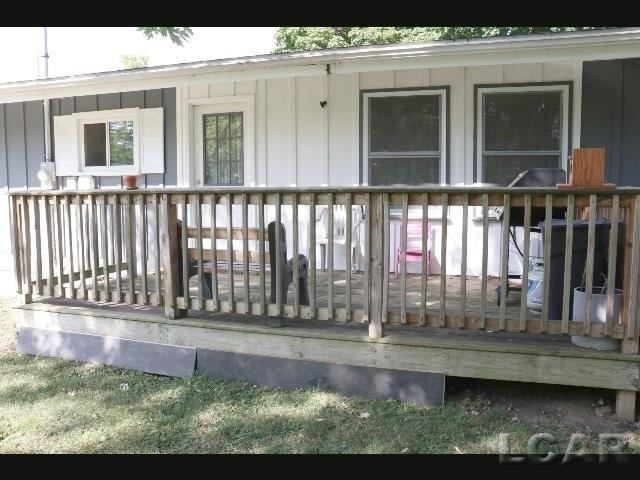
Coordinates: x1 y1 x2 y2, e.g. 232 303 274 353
367 93 442 186
481 90 563 186
203 112 243 186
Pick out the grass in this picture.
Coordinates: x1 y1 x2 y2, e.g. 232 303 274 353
0 299 638 454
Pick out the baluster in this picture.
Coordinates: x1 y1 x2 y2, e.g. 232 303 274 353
345 193 352 322
226 193 234 313
242 193 250 314
541 194 553 333
153 194 161 306
460 193 468 327
33 196 42 296
499 194 510 330
55 196 64 298
480 194 489 329
382 193 390 324
100 196 109 301
139 194 148 305
327 192 334 319
258 193 265 315
400 193 408 324
420 193 428 326
583 194 597 336
43 195 54 297
605 194 620 336
196 194 204 310
65 195 75 299
439 193 448 327
292 192 299 317
309 193 316 318
519 194 532 332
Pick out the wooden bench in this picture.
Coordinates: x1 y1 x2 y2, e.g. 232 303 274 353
176 220 309 306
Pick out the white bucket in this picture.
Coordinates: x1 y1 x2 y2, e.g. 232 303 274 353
571 286 622 351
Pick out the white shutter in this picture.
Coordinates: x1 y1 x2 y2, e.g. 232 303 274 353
53 115 78 176
140 107 164 174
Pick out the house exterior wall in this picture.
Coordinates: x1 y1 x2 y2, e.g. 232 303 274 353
176 62 582 277
580 58 640 186
50 88 178 188
177 62 582 188
0 100 45 296
4 54 640 297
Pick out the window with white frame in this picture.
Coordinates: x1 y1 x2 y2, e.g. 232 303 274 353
53 107 164 177
476 84 570 186
362 89 447 186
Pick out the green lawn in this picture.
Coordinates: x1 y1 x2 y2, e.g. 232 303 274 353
0 299 637 454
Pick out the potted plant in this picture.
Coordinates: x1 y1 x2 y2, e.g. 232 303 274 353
571 272 621 351
122 174 138 190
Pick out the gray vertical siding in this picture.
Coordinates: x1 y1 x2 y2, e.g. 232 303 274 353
0 100 45 295
50 87 177 188
581 58 640 186
0 100 45 190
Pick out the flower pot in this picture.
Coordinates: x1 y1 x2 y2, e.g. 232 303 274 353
122 175 138 190
571 286 622 351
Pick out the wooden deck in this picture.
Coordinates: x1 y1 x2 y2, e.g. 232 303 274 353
63 269 535 322
12 297 640 393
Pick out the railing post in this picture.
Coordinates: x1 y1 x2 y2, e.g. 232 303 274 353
10 195 28 303
160 194 184 319
616 194 640 421
368 192 384 339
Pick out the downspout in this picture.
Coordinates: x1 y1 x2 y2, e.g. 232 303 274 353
38 27 56 189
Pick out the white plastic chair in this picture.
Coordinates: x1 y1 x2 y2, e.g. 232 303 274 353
315 205 365 271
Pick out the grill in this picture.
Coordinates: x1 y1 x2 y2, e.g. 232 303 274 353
496 168 567 305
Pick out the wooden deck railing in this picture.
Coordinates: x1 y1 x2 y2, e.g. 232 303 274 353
9 186 640 353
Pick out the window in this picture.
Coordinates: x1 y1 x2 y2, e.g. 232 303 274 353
203 112 243 186
477 84 570 186
53 107 164 177
82 120 134 168
191 96 254 187
362 89 447 185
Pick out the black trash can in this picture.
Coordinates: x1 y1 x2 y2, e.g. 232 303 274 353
539 219 610 321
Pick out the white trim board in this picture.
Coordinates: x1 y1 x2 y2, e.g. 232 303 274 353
179 95 255 187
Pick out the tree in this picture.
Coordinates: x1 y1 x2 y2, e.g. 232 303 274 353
137 27 193 46
274 27 604 53
120 54 150 69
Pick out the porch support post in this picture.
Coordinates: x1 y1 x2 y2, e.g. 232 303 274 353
368 192 384 339
616 194 640 421
160 194 185 319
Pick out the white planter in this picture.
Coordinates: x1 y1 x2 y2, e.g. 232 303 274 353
571 287 622 351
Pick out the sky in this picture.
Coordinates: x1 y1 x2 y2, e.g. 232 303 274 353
0 27 279 83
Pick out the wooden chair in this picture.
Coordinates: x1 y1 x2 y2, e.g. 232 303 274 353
177 220 309 306
315 205 365 272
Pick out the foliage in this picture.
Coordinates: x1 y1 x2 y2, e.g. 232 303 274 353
108 121 134 166
137 27 193 46
274 27 605 53
120 54 149 70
